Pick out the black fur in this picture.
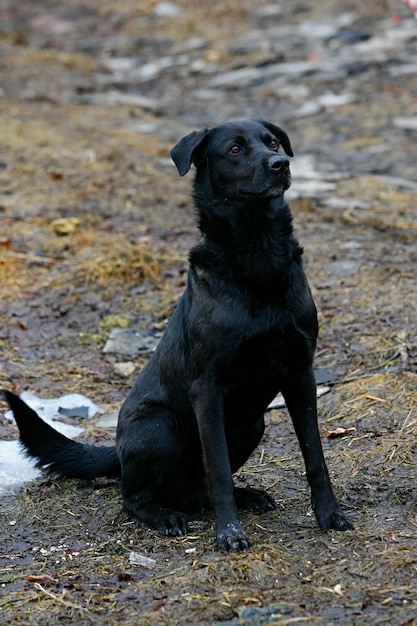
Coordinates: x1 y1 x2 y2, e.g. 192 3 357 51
3 119 352 551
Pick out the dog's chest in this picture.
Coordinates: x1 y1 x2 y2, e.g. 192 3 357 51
218 300 310 377
187 266 316 379
235 318 300 369
217 318 307 411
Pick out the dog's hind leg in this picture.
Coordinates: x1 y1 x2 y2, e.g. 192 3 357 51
118 413 202 536
281 366 353 531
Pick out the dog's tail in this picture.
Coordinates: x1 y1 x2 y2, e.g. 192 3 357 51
3 390 121 479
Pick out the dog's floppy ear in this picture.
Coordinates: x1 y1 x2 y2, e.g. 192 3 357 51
255 120 294 157
170 128 209 176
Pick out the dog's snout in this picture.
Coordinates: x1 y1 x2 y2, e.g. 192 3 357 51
269 155 290 171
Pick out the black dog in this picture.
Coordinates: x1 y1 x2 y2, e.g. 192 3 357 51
4 119 352 551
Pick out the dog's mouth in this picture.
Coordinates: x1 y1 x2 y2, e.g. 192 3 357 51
238 175 291 198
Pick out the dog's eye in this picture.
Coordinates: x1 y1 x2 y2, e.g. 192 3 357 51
229 145 241 155
269 139 279 151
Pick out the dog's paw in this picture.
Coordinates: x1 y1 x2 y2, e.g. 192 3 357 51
327 511 353 531
126 502 189 537
315 505 353 532
234 487 276 513
216 522 252 552
155 510 189 536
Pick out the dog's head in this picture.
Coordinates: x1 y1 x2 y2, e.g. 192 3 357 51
170 119 294 201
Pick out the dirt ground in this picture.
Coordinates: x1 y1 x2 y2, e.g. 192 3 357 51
1 1 417 624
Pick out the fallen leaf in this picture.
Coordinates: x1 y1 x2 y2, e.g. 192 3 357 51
27 574 58 584
325 426 356 439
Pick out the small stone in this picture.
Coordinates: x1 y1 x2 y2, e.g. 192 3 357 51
153 2 183 17
105 57 138 73
131 122 163 134
393 116 417 130
317 92 355 107
103 328 161 357
252 4 283 17
299 20 340 40
323 260 361 277
51 217 81 236
76 92 161 113
293 101 323 117
113 362 136 377
96 413 118 429
287 180 337 199
192 88 225 102
58 405 89 419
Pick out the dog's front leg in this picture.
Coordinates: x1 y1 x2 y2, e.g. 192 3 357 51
282 366 353 531
190 378 251 551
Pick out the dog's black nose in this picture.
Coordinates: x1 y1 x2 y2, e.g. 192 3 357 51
269 155 290 171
